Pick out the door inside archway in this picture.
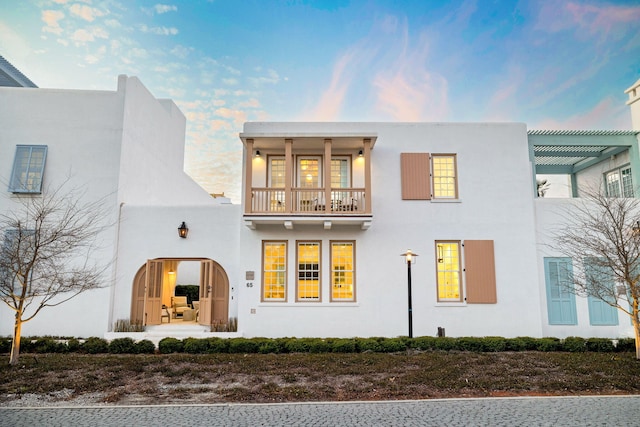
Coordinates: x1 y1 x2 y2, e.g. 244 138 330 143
130 258 230 328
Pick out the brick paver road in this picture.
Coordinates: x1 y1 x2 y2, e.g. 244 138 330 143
1 396 639 426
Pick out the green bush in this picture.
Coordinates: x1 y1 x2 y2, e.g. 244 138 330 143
33 337 68 353
158 337 184 354
585 338 615 352
0 337 11 353
183 338 210 354
615 338 636 352
134 339 156 354
378 338 407 353
228 338 259 354
82 337 109 354
307 338 332 353
67 338 81 352
284 338 309 353
256 338 282 354
330 338 357 353
536 337 562 352
563 337 586 352
480 337 508 352
207 337 229 353
108 337 136 354
433 337 457 351
455 337 487 352
505 337 538 351
356 338 382 352
411 336 438 351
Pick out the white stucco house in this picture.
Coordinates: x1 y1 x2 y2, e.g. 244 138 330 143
1 73 640 342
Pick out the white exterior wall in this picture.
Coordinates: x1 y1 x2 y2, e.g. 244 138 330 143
534 198 636 338
0 76 212 338
237 122 544 338
575 150 631 195
110 203 242 327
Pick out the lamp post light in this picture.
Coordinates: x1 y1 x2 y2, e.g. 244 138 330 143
401 249 418 338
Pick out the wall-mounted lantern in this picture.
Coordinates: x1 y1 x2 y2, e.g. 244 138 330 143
178 221 189 238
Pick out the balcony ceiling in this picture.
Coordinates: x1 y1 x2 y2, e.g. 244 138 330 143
240 133 378 150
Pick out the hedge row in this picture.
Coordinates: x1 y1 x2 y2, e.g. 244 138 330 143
0 336 635 355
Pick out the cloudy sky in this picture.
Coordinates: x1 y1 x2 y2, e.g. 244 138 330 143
1 0 639 202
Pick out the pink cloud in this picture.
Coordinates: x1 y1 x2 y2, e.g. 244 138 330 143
69 4 105 22
308 50 357 120
42 10 65 35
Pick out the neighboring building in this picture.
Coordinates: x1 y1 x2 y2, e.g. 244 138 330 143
0 55 37 88
626 78 640 130
1 74 639 342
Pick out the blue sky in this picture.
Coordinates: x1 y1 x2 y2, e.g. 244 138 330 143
1 0 639 202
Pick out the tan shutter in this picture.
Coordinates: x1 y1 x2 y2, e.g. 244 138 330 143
401 153 431 200
464 240 497 304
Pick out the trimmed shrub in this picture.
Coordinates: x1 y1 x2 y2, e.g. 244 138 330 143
585 338 615 352
505 337 538 351
183 338 210 354
356 338 382 353
615 338 636 352
563 337 587 352
307 338 332 353
256 339 282 354
108 337 136 354
433 337 457 351
411 336 438 351
455 337 486 352
330 338 357 353
33 337 68 353
481 337 508 352
0 337 11 353
134 339 156 354
158 337 184 354
207 337 229 353
228 338 259 354
82 337 109 354
284 338 310 353
378 338 407 353
536 337 562 352
67 338 81 352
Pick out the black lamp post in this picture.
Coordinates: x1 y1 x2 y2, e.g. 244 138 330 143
401 249 418 338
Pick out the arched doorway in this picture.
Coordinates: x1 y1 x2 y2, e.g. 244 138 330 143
130 258 229 328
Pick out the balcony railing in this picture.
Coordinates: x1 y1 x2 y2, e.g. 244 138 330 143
249 187 367 214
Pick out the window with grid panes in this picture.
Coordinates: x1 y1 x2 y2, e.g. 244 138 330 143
331 241 354 301
432 155 457 199
436 241 462 301
263 241 287 301
297 242 320 301
9 145 48 193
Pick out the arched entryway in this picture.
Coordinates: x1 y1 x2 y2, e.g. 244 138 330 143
130 258 229 328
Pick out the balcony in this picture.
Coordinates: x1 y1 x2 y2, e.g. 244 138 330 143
240 130 376 230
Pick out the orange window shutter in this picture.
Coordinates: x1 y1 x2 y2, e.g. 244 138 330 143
400 153 431 200
464 240 497 304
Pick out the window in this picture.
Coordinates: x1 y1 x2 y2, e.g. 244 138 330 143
297 241 320 301
331 158 350 188
297 157 320 188
436 241 462 301
9 145 48 193
262 241 287 301
432 154 457 199
268 157 286 188
605 166 633 197
543 257 577 325
331 241 355 301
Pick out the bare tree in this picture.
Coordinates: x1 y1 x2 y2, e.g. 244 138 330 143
551 188 640 359
0 183 111 365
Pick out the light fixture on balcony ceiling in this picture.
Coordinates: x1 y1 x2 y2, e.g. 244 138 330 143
254 150 261 157
358 149 363 157
178 221 189 238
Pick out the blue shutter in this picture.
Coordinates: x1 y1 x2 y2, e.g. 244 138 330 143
584 259 619 326
544 257 577 325
9 145 48 193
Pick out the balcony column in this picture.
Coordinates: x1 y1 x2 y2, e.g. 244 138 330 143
285 139 293 213
324 139 332 214
363 138 372 213
244 138 254 213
